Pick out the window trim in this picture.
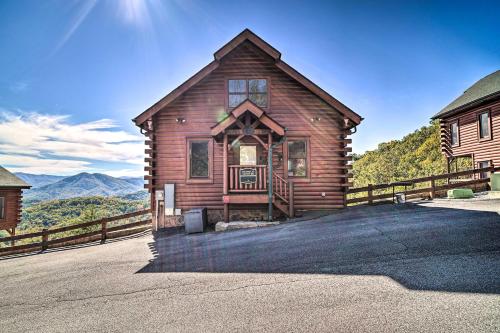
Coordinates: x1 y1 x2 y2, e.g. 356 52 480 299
186 137 214 184
477 109 492 141
450 120 460 147
284 137 311 182
226 77 270 109
0 195 5 220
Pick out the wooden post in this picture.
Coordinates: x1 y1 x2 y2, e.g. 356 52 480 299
10 228 15 247
223 133 229 223
368 184 373 205
101 221 107 244
430 176 436 199
41 228 48 251
289 181 294 218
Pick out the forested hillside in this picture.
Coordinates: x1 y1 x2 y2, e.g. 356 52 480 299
1 196 150 238
351 120 447 187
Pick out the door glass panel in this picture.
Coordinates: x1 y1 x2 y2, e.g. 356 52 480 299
240 146 257 165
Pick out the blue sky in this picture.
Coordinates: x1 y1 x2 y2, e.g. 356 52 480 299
0 0 499 176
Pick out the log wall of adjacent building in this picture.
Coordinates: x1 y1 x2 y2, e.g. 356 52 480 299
150 41 352 212
440 99 500 167
0 188 22 230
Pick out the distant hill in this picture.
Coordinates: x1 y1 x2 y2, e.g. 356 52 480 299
119 176 145 188
23 173 145 203
352 120 447 187
14 173 65 188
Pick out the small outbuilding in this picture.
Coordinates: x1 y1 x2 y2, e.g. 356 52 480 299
0 166 31 237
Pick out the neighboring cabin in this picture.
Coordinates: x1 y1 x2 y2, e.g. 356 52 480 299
0 166 31 236
134 29 362 225
432 70 500 175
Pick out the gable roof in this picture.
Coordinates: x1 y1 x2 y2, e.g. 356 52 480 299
133 29 362 127
0 166 31 189
432 70 500 119
210 100 286 137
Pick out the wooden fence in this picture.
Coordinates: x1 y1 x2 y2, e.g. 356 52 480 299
346 165 499 205
0 209 151 257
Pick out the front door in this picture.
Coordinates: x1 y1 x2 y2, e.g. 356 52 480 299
240 145 257 165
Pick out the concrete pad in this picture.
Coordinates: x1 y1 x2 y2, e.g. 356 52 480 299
215 221 280 232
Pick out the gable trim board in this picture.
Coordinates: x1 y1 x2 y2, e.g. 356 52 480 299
133 29 362 127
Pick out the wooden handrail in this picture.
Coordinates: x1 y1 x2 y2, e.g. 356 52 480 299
346 166 497 205
229 165 267 192
272 172 289 204
347 166 499 194
0 209 152 255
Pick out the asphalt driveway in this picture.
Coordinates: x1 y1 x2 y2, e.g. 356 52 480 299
1 200 499 332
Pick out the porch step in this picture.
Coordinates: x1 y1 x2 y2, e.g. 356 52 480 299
273 197 290 217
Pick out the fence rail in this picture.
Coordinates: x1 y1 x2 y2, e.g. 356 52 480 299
0 209 151 257
346 166 499 205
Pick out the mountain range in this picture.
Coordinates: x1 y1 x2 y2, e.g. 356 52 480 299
15 172 147 203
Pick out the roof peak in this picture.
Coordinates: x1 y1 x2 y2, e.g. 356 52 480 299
214 28 281 61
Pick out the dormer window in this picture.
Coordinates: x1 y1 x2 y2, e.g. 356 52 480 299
228 79 268 107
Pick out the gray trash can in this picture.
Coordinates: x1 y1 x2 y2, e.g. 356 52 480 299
184 208 207 234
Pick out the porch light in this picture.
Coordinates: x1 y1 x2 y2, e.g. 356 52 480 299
176 117 186 124
310 116 321 122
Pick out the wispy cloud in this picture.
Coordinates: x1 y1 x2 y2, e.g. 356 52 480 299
9 81 30 93
0 110 144 175
52 0 98 55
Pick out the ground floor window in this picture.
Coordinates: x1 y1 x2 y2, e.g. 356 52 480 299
478 161 490 179
0 196 5 220
287 139 308 177
187 138 213 183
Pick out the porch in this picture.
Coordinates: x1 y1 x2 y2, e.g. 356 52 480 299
211 100 294 222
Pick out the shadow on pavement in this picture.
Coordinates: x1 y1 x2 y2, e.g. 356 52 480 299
138 203 500 294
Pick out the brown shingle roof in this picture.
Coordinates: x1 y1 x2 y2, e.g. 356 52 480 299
0 166 31 189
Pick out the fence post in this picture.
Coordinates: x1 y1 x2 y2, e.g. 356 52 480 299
41 228 48 251
430 176 436 199
101 221 107 244
368 184 373 205
10 228 15 247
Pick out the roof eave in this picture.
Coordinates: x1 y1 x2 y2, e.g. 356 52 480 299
431 91 500 120
0 185 31 189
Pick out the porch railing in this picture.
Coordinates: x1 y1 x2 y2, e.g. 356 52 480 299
272 172 289 203
229 165 267 192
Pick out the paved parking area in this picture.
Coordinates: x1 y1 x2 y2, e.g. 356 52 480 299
1 200 499 332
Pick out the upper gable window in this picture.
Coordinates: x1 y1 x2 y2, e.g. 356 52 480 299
228 79 267 108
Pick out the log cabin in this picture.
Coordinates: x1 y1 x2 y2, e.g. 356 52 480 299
432 70 500 177
133 29 363 225
0 166 31 237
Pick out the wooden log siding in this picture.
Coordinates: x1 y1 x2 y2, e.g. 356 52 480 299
0 189 23 230
440 99 500 167
152 41 352 211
